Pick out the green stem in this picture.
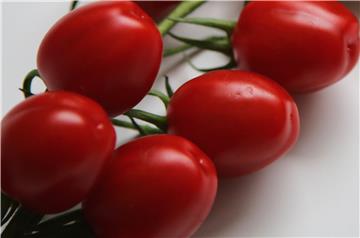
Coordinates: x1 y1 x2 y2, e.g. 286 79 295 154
168 33 232 55
2 206 43 238
21 69 41 98
186 55 237 72
165 76 174 97
124 109 167 132
158 0 206 36
168 17 236 35
164 35 227 57
127 116 146 136
148 90 170 108
111 118 162 135
164 43 194 57
70 1 79 11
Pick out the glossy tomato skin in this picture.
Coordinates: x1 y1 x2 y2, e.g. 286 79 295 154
37 1 163 117
136 1 179 22
232 1 359 93
1 92 115 214
167 70 300 177
83 135 217 238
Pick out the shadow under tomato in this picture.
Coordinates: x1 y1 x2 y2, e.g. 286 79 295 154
193 172 266 237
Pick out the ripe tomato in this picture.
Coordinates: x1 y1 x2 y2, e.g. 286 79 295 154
83 135 217 238
37 1 163 117
167 70 300 177
1 91 115 214
232 1 359 93
136 1 179 22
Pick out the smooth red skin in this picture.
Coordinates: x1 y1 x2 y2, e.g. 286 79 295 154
37 1 163 117
232 1 359 93
1 92 115 214
136 1 179 22
83 135 217 238
167 70 300 177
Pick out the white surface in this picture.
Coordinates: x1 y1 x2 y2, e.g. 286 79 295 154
2 2 359 237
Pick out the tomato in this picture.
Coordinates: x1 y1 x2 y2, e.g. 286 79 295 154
167 70 300 177
232 1 359 93
1 91 115 214
37 1 163 117
136 1 179 22
83 135 217 238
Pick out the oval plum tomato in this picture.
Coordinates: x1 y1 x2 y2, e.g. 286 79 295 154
37 1 163 117
232 1 359 93
1 91 115 214
83 135 217 238
136 1 179 22
167 70 300 177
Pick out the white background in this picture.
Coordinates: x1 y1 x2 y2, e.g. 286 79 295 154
2 1 359 237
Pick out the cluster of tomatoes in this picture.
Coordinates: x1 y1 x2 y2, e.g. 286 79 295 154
1 1 359 238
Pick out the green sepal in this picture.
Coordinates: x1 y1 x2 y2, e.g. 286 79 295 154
168 17 236 35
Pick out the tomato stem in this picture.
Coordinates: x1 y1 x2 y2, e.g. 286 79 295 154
70 1 79 11
124 109 167 132
1 206 43 238
157 0 206 36
163 35 229 57
168 33 232 56
165 76 174 97
111 118 162 135
21 69 42 98
185 54 237 72
148 90 170 108
168 17 236 35
163 43 194 57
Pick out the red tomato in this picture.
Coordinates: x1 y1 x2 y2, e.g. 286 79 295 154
167 70 300 177
232 1 359 93
136 1 179 22
37 1 163 117
83 135 217 238
1 91 115 214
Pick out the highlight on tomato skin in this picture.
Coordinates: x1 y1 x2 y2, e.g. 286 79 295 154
1 91 116 214
232 1 359 93
167 70 300 178
83 134 217 238
37 1 163 117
